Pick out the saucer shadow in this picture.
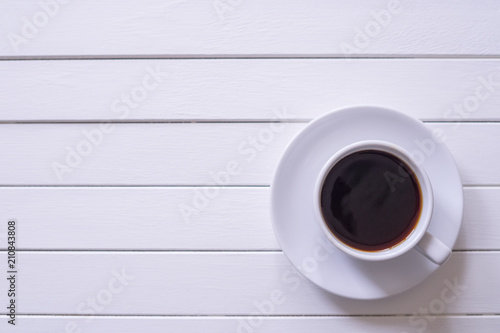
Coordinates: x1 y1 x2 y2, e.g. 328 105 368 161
314 250 468 327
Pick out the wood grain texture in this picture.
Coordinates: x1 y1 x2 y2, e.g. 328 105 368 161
2 316 499 333
0 252 497 315
1 0 500 56
0 0 499 331
0 187 497 251
0 123 498 185
1 59 500 121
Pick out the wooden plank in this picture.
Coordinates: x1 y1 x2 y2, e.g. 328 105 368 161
0 187 497 251
1 1 500 56
1 315 499 333
1 59 500 121
0 252 498 315
0 123 498 185
459 187 500 250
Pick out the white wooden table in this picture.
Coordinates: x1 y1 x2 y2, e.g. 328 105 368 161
1 1 499 332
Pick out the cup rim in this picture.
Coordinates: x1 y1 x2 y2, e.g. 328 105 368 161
313 140 434 261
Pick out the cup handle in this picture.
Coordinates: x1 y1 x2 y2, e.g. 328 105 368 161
415 232 452 265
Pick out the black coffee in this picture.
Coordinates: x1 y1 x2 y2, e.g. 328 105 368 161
320 150 421 252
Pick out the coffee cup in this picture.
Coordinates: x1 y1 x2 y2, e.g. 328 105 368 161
313 140 451 264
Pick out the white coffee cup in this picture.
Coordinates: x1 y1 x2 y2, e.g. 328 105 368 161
313 140 451 265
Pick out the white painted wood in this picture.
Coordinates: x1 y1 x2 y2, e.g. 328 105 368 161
0 187 274 251
0 252 497 315
2 315 499 333
0 187 497 250
459 187 500 250
0 0 498 331
0 123 498 185
1 59 500 121
1 1 500 56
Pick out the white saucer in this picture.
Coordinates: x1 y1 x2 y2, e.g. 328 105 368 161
270 106 463 299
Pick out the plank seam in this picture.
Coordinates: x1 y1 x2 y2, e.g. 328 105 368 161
2 55 500 61
2 313 500 317
0 120 499 124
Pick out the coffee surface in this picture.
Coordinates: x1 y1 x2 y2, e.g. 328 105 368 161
320 150 421 251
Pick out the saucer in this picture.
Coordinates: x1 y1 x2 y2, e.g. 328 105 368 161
270 106 463 299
